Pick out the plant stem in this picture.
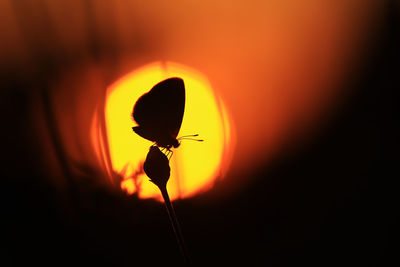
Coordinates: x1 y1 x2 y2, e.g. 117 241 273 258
159 186 191 265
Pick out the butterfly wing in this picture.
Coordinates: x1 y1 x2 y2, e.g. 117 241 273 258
132 77 185 143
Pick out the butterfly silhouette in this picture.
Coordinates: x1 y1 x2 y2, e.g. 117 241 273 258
132 77 202 156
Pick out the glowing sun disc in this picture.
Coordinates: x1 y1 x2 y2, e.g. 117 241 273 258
91 62 233 201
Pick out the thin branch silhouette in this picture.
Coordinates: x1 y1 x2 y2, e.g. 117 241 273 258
143 146 191 265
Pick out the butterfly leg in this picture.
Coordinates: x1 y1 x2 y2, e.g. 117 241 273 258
159 146 169 155
167 149 173 161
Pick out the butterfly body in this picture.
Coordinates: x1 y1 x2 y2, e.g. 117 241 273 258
132 126 180 149
132 77 185 150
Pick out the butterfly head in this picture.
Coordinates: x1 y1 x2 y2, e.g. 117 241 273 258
172 139 181 148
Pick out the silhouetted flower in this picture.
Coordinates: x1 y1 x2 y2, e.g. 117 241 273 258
143 147 191 264
143 146 170 188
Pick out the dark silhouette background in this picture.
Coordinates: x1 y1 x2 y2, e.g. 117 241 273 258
1 1 399 266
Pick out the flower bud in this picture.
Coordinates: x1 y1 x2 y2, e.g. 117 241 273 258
143 146 170 188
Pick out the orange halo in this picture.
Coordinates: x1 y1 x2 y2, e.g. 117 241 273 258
91 62 234 201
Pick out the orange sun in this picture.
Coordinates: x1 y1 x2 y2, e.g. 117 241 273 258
91 62 233 201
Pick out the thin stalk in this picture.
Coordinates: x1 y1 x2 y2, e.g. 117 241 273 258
159 186 191 265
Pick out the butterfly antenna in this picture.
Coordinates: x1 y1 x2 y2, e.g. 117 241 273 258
180 138 204 142
178 134 199 138
178 134 203 142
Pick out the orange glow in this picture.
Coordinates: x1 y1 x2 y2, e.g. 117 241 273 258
91 62 233 201
16 0 382 197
